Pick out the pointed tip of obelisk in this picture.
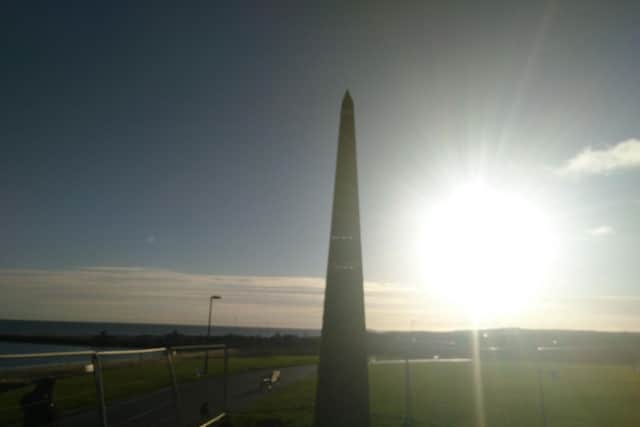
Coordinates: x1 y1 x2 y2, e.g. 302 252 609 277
342 89 353 109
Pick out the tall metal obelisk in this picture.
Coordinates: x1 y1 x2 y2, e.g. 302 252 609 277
314 91 370 427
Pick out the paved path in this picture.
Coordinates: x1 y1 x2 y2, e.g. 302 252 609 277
57 365 316 427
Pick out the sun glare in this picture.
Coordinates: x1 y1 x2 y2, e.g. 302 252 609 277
418 180 558 321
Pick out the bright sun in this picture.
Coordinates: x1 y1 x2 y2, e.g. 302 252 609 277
418 180 557 320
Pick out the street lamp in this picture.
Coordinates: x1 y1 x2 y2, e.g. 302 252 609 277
204 295 222 374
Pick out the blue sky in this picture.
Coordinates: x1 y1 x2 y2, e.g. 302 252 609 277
3 1 640 330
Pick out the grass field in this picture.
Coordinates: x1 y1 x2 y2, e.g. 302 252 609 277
232 360 640 427
0 354 317 425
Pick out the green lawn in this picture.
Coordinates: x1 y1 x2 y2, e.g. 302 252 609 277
232 361 640 427
0 354 317 426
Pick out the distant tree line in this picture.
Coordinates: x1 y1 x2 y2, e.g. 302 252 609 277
3 328 640 363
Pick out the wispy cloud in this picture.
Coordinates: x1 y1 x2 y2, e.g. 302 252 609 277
2 267 640 331
558 139 640 176
0 267 428 330
587 225 615 237
536 295 640 332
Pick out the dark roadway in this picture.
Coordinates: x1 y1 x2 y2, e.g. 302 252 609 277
55 364 316 427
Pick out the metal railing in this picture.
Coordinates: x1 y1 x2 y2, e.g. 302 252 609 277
0 344 229 427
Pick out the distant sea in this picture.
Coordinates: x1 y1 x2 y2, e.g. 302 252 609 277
0 319 319 369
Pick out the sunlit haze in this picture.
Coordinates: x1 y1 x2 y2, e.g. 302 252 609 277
418 180 558 323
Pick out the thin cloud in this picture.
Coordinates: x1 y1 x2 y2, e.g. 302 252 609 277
558 139 640 176
3 267 640 331
587 225 615 237
0 267 426 330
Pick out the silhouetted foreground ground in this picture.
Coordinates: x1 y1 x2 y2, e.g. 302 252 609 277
231 361 640 427
56 364 316 427
5 328 640 425
0 355 317 425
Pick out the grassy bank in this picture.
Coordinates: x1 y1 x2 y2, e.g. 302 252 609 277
232 360 640 427
0 354 317 425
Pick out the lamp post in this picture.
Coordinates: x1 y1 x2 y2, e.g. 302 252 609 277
204 295 222 375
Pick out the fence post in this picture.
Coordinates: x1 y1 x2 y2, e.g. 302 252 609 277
92 353 108 427
537 367 548 427
166 349 185 426
403 355 412 426
223 346 229 412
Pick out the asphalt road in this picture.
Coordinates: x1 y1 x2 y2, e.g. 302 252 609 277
55 364 317 427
